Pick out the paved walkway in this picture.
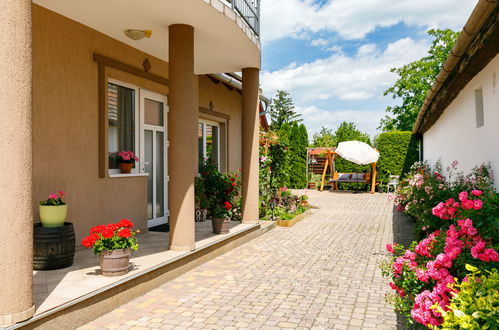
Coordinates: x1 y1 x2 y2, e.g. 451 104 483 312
80 191 413 329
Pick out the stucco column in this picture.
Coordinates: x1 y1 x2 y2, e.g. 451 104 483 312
168 24 197 251
241 68 260 224
0 0 35 326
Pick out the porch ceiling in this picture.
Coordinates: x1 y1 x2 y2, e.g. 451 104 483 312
33 0 261 74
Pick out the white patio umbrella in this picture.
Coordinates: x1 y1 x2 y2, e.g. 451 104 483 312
335 141 379 165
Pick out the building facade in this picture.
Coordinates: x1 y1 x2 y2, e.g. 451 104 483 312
0 0 261 325
413 0 499 189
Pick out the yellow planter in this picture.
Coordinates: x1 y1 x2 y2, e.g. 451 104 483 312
39 205 68 228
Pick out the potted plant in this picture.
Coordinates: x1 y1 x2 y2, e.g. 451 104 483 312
211 201 232 234
39 191 67 227
115 151 139 174
202 168 239 234
299 194 309 207
81 218 139 276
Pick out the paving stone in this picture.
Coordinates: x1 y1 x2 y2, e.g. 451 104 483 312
80 191 411 329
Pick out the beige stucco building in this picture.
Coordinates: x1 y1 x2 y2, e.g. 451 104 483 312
0 0 262 325
413 0 498 189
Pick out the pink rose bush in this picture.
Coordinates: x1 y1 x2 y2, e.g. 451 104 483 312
382 162 498 328
394 161 495 238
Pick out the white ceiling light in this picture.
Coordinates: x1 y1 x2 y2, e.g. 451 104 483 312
124 29 152 40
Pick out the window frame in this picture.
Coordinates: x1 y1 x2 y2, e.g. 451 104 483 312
198 118 221 171
107 78 140 175
474 87 484 128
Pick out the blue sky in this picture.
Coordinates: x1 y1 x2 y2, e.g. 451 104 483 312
259 0 477 139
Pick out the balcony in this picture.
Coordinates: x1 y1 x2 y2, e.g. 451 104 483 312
33 0 261 73
225 0 260 37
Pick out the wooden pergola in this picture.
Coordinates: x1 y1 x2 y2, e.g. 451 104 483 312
309 149 377 194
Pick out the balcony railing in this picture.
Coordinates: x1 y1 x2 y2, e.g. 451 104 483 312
228 0 260 37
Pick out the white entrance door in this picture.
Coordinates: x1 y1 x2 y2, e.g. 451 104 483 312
139 90 168 228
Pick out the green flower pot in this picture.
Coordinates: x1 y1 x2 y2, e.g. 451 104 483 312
39 205 68 228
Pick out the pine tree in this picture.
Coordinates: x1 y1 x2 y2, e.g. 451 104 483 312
269 90 302 130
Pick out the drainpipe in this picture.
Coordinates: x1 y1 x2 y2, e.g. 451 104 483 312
209 73 270 104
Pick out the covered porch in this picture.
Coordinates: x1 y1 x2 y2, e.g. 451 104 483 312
0 0 262 327
10 221 273 329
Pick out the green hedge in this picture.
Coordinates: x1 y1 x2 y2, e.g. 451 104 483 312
376 131 419 186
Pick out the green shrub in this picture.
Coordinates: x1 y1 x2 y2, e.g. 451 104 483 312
376 131 419 185
438 265 498 329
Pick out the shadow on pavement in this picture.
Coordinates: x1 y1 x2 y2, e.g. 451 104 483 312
391 206 423 330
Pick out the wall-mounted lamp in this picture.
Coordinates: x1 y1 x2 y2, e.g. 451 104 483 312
124 29 152 40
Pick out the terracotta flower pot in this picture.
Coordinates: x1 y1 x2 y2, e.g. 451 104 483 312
39 204 68 228
99 248 131 276
119 162 134 174
308 182 316 189
211 217 230 234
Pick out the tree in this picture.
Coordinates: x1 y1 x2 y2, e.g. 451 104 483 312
379 29 460 131
312 122 370 147
288 123 308 188
333 121 371 145
269 90 302 130
312 127 335 147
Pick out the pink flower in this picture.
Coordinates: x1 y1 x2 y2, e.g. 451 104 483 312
458 191 468 202
416 269 429 282
58 190 65 197
404 250 417 261
386 243 394 254
473 199 483 210
462 199 474 210
445 198 455 206
49 193 58 199
478 249 499 262
471 189 483 197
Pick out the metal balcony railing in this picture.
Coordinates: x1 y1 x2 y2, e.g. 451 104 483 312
228 0 260 37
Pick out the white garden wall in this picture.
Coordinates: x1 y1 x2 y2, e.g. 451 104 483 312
423 55 499 190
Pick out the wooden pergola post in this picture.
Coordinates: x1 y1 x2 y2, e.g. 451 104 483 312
370 162 377 194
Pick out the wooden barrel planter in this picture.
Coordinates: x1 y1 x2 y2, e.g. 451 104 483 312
99 248 131 277
33 222 75 270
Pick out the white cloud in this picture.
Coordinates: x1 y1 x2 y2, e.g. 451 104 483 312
261 0 476 43
297 106 386 138
261 37 429 104
311 38 329 47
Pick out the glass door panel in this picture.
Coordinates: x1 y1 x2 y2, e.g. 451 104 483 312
144 130 154 220
156 131 165 219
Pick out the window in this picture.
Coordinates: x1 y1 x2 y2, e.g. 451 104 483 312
198 120 220 170
475 88 484 128
108 81 139 172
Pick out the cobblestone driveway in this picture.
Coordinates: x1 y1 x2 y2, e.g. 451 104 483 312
81 191 413 329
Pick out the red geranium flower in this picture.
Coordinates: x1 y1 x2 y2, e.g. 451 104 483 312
119 218 134 228
81 233 99 247
118 228 132 238
224 201 232 210
90 224 106 234
107 223 120 231
82 236 92 248
102 228 115 238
